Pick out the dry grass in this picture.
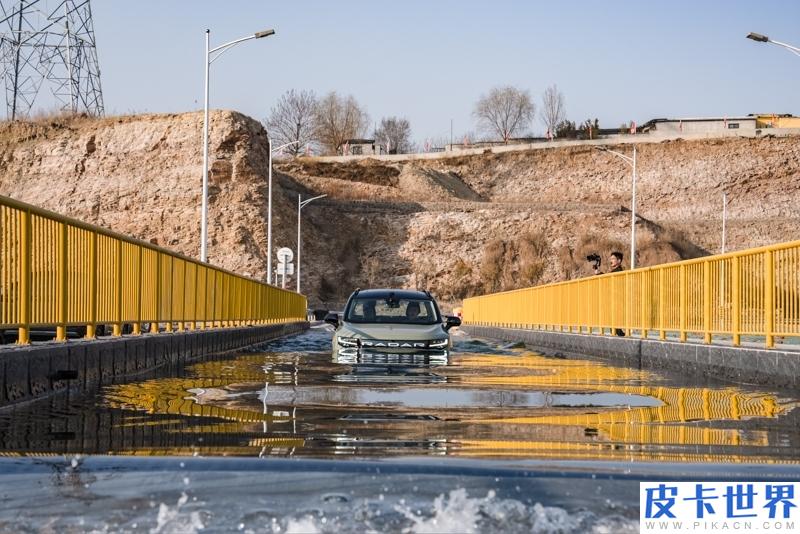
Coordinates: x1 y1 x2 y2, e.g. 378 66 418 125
472 231 551 294
480 238 505 292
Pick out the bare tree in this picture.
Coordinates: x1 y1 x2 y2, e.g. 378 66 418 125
264 89 318 156
540 84 566 137
314 91 369 154
374 116 413 154
473 86 535 142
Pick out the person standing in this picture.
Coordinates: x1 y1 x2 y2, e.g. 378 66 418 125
593 251 625 335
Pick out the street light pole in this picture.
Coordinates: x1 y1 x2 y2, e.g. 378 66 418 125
267 135 272 280
201 30 210 263
200 27 275 263
631 146 637 269
722 191 728 254
297 194 327 293
596 146 638 269
746 32 800 57
266 139 301 284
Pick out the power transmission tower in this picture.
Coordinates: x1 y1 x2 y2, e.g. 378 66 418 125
0 0 104 120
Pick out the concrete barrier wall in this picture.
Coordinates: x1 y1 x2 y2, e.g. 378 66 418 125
0 322 308 408
308 129 800 163
463 326 800 390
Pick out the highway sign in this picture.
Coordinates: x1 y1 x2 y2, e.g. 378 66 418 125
276 262 294 275
277 247 294 263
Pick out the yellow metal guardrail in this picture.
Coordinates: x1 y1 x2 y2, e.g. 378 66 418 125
0 195 306 344
463 240 800 348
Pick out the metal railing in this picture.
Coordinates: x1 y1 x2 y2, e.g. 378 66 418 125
463 240 800 348
0 195 306 344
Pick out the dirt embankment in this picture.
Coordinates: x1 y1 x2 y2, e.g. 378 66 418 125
1 111 797 309
0 111 306 281
280 134 799 306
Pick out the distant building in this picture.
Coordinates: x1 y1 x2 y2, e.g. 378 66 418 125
754 114 800 129
339 139 386 156
640 116 757 135
637 114 800 135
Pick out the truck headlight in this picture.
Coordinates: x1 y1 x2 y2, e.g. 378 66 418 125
337 336 360 347
429 338 449 348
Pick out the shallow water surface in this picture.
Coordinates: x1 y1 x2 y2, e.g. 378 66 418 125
0 327 797 463
2 327 800 532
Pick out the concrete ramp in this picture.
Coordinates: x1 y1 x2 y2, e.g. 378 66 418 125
398 166 484 201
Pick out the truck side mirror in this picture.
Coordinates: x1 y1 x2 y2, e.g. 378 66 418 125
444 315 461 331
324 313 339 328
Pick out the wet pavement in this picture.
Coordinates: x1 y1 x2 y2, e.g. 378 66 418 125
1 326 800 532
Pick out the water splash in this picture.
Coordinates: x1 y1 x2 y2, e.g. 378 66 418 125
284 516 323 533
388 488 639 534
397 488 483 533
150 492 205 534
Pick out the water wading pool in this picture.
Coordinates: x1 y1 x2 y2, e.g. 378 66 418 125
1 327 799 532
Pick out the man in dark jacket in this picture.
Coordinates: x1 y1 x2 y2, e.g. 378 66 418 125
594 251 624 275
608 251 624 273
594 251 625 335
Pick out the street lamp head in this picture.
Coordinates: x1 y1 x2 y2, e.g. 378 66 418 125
746 32 769 43
255 29 275 39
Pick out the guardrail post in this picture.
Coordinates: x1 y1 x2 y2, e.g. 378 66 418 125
231 277 237 327
703 261 712 344
658 268 666 340
133 245 142 335
211 270 218 328
764 250 774 348
679 264 687 342
112 239 122 336
86 232 97 339
150 253 160 333
236 278 242 327
56 221 67 342
641 272 648 339
625 272 631 337
194 264 200 330
732 255 740 346
222 275 229 328
177 260 185 332
17 209 31 345
165 257 173 332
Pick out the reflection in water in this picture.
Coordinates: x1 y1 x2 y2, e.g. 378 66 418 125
332 349 449 384
0 329 798 463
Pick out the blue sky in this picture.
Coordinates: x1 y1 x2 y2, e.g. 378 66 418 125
92 1 799 144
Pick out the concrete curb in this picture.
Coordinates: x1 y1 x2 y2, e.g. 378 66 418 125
463 326 800 390
0 322 309 409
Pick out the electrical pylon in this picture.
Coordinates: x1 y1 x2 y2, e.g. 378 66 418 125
0 0 104 120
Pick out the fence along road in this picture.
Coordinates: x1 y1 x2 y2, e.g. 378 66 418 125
463 240 800 349
0 195 306 345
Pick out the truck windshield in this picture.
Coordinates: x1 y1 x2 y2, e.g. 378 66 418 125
345 298 440 325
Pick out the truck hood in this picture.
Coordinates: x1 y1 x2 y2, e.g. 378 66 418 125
339 322 447 341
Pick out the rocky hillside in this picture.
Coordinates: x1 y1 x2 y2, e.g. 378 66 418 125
0 111 304 281
278 135 798 307
0 111 797 309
